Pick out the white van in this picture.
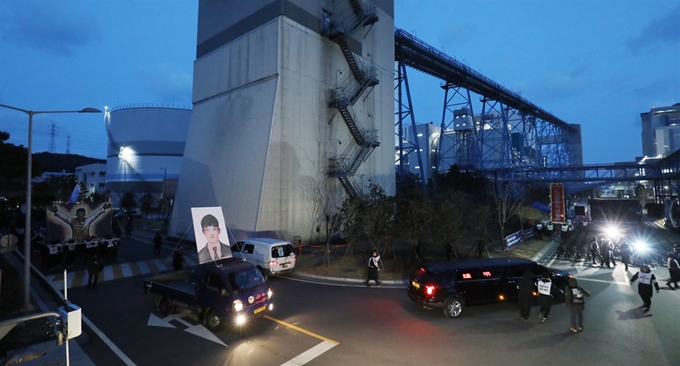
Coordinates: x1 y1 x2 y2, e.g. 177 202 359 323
230 238 296 276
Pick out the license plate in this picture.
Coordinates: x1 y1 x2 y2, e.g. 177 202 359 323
282 263 288 268
254 305 266 314
411 281 420 289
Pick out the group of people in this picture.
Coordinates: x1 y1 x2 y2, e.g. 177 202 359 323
588 236 627 269
516 270 591 332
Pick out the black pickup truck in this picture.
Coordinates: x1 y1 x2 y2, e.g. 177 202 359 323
144 257 273 331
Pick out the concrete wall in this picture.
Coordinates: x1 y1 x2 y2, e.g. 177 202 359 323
170 0 395 243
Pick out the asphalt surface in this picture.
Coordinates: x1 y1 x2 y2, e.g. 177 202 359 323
4 218 680 365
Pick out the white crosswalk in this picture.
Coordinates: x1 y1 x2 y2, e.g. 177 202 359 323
49 255 199 289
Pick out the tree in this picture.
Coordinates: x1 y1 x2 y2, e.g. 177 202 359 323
489 180 523 251
340 184 396 258
120 192 136 211
32 175 77 207
140 193 156 218
394 196 434 264
430 190 468 259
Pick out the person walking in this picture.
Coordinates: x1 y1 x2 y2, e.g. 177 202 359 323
665 252 679 289
536 274 562 322
619 240 632 271
516 270 534 321
172 246 184 271
125 216 133 238
589 237 599 265
565 277 590 332
608 239 617 267
599 239 611 268
153 232 163 257
86 253 103 290
364 249 382 287
630 265 660 312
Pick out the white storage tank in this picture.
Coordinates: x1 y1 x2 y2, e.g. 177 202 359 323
105 104 191 208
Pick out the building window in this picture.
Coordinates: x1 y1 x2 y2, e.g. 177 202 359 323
89 183 95 187
98 183 105 188
99 172 106 177
90 172 95 177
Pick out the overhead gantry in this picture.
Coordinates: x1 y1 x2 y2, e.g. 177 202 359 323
394 28 583 188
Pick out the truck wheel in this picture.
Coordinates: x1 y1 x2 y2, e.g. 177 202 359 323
158 297 173 316
204 309 224 331
443 296 465 318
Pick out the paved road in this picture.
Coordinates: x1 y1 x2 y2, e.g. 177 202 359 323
9 219 680 365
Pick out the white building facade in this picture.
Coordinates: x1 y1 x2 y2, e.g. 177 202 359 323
641 103 680 157
170 0 396 243
75 163 107 197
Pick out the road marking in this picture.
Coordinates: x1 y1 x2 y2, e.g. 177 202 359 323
263 315 338 365
83 315 137 365
146 313 227 347
281 341 337 366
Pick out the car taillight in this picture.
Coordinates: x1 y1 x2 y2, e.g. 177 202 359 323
268 260 278 267
425 285 436 296
292 257 297 263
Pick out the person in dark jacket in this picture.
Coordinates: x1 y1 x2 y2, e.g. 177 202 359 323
599 239 612 268
517 270 535 321
153 232 163 257
86 253 103 290
565 277 590 332
589 238 599 265
619 241 632 271
667 252 680 289
172 246 184 271
630 265 660 311
536 274 562 322
365 249 382 287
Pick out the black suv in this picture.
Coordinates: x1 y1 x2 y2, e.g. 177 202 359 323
407 257 569 318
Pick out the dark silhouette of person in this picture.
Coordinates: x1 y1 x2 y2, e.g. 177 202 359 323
49 203 111 242
172 246 184 271
87 253 103 289
364 249 382 287
517 270 534 321
536 274 562 322
153 232 163 256
197 214 232 263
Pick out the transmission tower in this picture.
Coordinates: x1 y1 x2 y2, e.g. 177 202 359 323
48 122 56 153
66 135 71 155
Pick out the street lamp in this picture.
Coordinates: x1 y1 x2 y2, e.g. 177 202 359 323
0 103 101 311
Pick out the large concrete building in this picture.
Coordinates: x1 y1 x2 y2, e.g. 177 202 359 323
641 103 680 157
169 0 395 243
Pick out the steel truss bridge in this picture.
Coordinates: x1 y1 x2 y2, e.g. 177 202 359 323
394 28 582 189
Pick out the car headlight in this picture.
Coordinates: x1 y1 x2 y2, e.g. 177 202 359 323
267 288 273 299
233 299 244 312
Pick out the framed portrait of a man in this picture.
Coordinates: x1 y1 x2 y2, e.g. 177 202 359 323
190 207 232 264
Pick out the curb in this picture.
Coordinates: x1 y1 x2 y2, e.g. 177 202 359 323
287 270 409 288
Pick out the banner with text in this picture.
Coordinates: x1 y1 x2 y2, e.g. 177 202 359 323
550 183 566 223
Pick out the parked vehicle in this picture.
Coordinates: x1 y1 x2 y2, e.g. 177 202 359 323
144 258 273 331
231 238 296 276
407 257 570 318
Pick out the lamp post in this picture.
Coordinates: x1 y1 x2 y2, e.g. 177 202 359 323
0 103 101 311
160 167 167 218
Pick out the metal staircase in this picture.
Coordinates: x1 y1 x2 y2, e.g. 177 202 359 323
323 0 380 199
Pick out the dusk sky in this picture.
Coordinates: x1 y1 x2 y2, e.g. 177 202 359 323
1 0 678 165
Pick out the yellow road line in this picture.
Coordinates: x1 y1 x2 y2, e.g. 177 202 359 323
263 315 339 345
